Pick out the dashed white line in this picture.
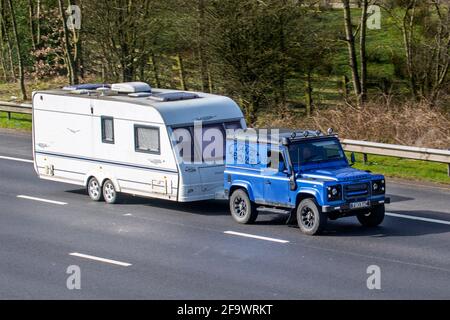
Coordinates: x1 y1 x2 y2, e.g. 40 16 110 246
224 231 290 243
69 252 132 267
17 195 67 206
0 155 33 163
386 212 450 226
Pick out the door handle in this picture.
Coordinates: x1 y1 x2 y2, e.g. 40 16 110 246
265 180 271 185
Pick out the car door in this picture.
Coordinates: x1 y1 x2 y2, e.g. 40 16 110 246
263 149 290 206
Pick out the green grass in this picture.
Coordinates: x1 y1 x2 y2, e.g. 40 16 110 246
0 112 32 131
349 152 450 186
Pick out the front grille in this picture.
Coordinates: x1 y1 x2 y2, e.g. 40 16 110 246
344 183 370 200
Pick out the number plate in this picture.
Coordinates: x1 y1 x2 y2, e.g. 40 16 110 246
349 200 370 209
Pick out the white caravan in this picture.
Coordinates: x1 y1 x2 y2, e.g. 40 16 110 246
32 82 246 203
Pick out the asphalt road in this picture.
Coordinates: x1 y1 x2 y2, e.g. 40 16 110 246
0 130 449 299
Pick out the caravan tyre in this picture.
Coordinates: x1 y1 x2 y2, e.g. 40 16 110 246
103 179 119 204
87 177 103 201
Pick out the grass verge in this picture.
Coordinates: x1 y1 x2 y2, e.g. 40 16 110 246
349 152 450 186
0 112 32 131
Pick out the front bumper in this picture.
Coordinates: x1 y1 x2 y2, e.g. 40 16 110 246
322 197 390 213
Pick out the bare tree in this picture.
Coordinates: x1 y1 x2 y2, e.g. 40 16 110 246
28 0 37 50
58 0 77 84
342 0 362 105
359 0 368 102
6 0 27 100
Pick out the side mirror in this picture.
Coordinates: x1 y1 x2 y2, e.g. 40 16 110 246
350 152 356 166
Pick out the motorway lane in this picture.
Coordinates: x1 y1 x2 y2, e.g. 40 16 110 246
0 130 449 299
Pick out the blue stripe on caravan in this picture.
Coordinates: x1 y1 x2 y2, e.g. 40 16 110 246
35 151 178 174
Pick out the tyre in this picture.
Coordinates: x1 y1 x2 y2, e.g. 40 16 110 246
357 204 385 227
102 179 119 204
297 198 327 235
87 177 103 201
229 189 258 224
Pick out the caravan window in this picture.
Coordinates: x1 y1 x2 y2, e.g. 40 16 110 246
101 117 114 144
172 120 243 164
134 125 160 154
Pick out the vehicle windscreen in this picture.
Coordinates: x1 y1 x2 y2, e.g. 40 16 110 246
288 138 345 166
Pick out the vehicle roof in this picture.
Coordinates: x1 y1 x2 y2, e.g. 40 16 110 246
227 128 334 144
33 88 244 126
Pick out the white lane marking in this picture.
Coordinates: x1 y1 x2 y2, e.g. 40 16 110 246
0 155 33 163
17 195 67 206
69 252 132 267
224 231 289 244
386 212 450 226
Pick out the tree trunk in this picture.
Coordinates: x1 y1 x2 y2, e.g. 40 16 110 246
342 0 361 105
0 2 15 82
277 0 288 107
150 52 161 88
176 53 187 91
71 0 83 81
359 0 368 103
402 0 418 100
36 0 40 47
7 0 27 100
58 0 77 84
0 1 8 81
305 72 313 116
197 0 209 92
28 0 36 50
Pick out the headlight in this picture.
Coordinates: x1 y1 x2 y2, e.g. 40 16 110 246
372 179 385 195
327 185 342 201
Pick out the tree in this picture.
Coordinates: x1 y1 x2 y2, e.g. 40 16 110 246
342 0 362 105
6 0 27 100
58 0 78 84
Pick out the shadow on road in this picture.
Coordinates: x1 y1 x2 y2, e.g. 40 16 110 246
67 189 449 237
321 214 450 238
387 194 415 203
67 188 230 216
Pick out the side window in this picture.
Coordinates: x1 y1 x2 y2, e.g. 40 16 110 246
267 150 286 171
134 125 160 154
101 116 114 144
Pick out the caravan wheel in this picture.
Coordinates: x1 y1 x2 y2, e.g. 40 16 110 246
87 177 103 201
103 179 119 204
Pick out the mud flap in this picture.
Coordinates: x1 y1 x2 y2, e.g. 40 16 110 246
286 208 297 225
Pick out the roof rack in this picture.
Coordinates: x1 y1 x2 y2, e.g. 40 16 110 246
62 83 110 91
227 128 334 145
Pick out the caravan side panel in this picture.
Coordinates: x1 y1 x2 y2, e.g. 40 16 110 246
32 93 179 201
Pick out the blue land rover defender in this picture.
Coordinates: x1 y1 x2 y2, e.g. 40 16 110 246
224 129 390 235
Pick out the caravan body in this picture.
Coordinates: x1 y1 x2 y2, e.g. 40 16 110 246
32 83 245 202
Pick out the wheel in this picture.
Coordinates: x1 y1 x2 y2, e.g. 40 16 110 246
102 179 119 204
87 177 103 201
357 204 385 227
297 198 327 235
229 189 258 224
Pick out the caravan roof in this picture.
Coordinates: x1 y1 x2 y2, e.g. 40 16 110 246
33 86 244 126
